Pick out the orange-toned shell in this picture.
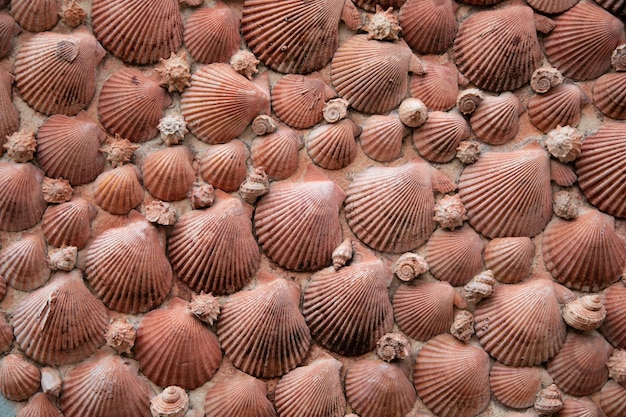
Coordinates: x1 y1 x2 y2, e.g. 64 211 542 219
13 270 108 365
594 72 626 120
484 237 534 284
274 357 345 417
302 243 393 355
470 92 522 145
0 354 40 402
0 233 50 291
547 331 613 396
527 0 577 14
218 273 311 378
199 140 248 192
142 146 195 201
595 0 626 16
410 61 459 112
15 27 105 115
598 381 626 417
0 12 20 58
169 191 259 294
602 282 626 349
562 295 607 330
399 0 456 54
255 165 345 271
542 208 626 291
204 372 276 417
458 0 503 4
42 197 96 249
551 160 577 188
307 118 360 170
93 165 144 215
181 63 270 144
359 113 406 162
457 142 551 238
0 312 12 353
528 83 586 133
393 280 466 341
251 125 302 180
134 297 222 389
346 359 416 417
61 354 154 417
91 0 183 65
425 225 483 286
0 70 19 151
490 362 547 409
345 158 455 253
543 2 624 80
558 398 601 417
331 35 426 114
18 392 63 417
0 162 46 232
184 2 240 64
414 334 490 417
474 279 568 366
413 110 469 163
11 0 58 32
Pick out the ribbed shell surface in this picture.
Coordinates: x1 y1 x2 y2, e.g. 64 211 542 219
42 197 96 249
594 72 626 120
204 373 276 417
93 165 145 215
399 0 457 54
199 140 248 192
184 2 240 64
251 126 302 180
142 146 196 201
0 233 50 291
425 225 483 286
0 162 46 232
0 70 18 148
272 73 336 129
528 83 585 133
10 0 58 32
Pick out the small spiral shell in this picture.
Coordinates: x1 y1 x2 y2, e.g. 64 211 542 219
562 294 606 331
463 270 496 304
399 98 428 127
457 89 484 115
366 6 401 41
376 332 411 362
545 125 582 163
332 238 353 271
150 386 189 417
450 310 474 343
251 115 277 136
323 98 349 123
531 68 564 94
612 44 626 71
394 252 428 281
534 384 563 417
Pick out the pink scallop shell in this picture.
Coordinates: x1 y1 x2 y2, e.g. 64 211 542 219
359 113 406 162
307 118 360 170
142 145 195 201
42 197 96 249
593 72 626 120
526 0 577 14
484 237 534 284
413 110 469 163
558 397 601 417
595 0 626 16
199 140 248 192
184 2 241 64
490 362 546 409
11 0 58 32
0 70 19 150
410 61 459 112
204 372 276 417
399 0 457 54
598 381 626 417
600 281 626 349
0 354 40 402
528 83 585 133
470 92 522 145
17 392 63 417
551 159 578 187
93 165 145 215
425 225 483 286
0 162 46 232
251 125 302 180
0 312 12 353
0 233 50 291
0 12 20 58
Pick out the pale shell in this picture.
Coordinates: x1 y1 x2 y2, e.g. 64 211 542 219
0 162 46 232
531 67 564 94
399 0 456 54
306 118 359 170
199 140 248 192
93 165 145 215
413 110 469 163
251 125 302 180
562 295 607 331
142 146 195 202
535 384 564 417
489 362 547 409
150 386 189 417
593 72 626 120
425 225 483 286
42 197 96 249
394 252 428 281
332 238 353 271
359 113 406 162
545 125 582 163
353 0 405 11
470 92 522 145
483 237 534 284
0 354 40 402
105 318 136 355
17 392 63 417
184 2 240 64
204 372 276 417
528 83 586 133
0 233 50 291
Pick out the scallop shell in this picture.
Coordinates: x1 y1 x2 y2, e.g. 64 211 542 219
204 372 276 417
169 191 259 294
0 70 19 149
14 27 105 115
184 2 240 64
470 92 522 145
594 72 626 120
474 279 568 366
454 5 544 92
0 354 39 402
0 312 12 353
13 270 108 365
142 146 195 201
483 237 534 284
399 0 456 54
528 83 586 133
558 398 601 417
135 297 222 389
307 118 359 170
490 362 546 409
93 165 144 215
42 197 96 249
598 381 626 417
542 208 626 291
527 0 577 14
410 61 459 112
251 125 302 180
0 12 20 59
11 0 58 32
0 162 46 232
600 281 626 348
181 63 270 144
551 160 578 187
331 34 426 114
414 334 491 417
424 225 483 286
218 273 311 378
199 140 248 192
303 243 394 355
345 158 455 253
274 357 345 417
0 233 50 291
457 142 552 238
346 360 416 417
91 0 183 65
18 392 63 417
272 73 337 129
255 165 344 271
595 0 626 16
543 2 624 80
413 110 469 163
547 331 613 396
60 354 154 417
359 113 406 162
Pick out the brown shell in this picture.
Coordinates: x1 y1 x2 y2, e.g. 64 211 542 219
13 270 108 365
454 6 543 92
204 372 276 417
484 237 534 284
11 0 58 32
399 0 456 54
0 162 46 232
135 297 222 389
528 83 586 133
0 312 12 353
61 354 154 417
595 0 626 17
0 12 20 58
307 118 359 170
542 208 626 291
181 63 270 144
359 113 406 162
18 392 63 417
470 92 522 145
457 142 552 238
413 110 469 163
600 281 626 349
15 27 105 115
410 61 459 112
42 197 96 249
543 2 624 80
547 331 613 396
490 362 546 409
218 273 311 378
184 2 241 64
598 381 626 417
93 165 144 215
345 360 416 417
527 0 577 14
414 334 491 417
474 279 568 366
558 398 601 417
169 191 259 294
0 70 19 149
142 146 195 201
91 0 183 65
199 140 248 192
425 225 483 286
0 233 50 291
594 72 626 120
0 354 40 402
251 125 302 180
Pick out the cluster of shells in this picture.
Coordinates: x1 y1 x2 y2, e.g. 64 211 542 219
1 0 626 416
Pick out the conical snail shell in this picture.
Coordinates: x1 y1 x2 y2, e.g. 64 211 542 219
562 295 607 331
150 386 189 417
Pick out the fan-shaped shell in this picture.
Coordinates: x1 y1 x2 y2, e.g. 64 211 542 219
251 125 302 180
204 372 276 417
18 392 63 417
399 0 456 54
547 331 613 396
307 118 359 170
92 0 182 65
11 0 58 32
42 197 96 249
184 2 240 64
543 2 624 80
218 274 311 378
61 354 153 417
490 362 546 409
135 297 222 389
595 0 626 16
413 110 469 163
0 70 19 149
346 360 416 417
0 12 19 59
142 146 195 201
0 312 12 353
410 61 459 112
600 281 626 348
0 233 50 291
558 398 601 417
169 192 259 294
484 237 534 284
528 83 585 133
359 113 406 162
181 63 270 144
470 93 521 145
0 162 46 232
457 142 551 238
425 225 483 286
93 165 144 215
594 72 626 120
0 354 40 402
551 160 578 187
302 244 393 355
98 68 172 142
255 165 344 271
542 208 626 291
15 27 105 115
13 270 108 365
474 279 568 366
598 381 626 417
527 0 577 14
199 140 248 192
414 334 491 417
